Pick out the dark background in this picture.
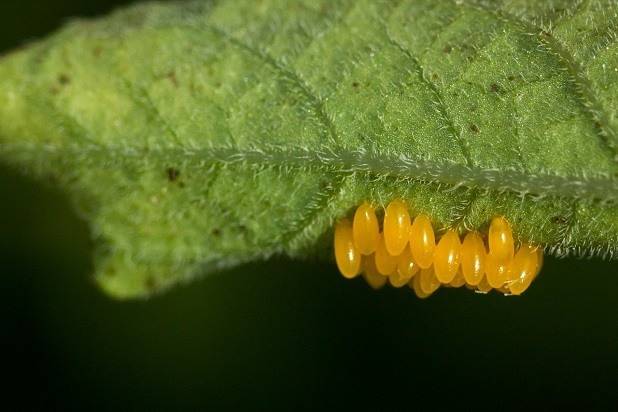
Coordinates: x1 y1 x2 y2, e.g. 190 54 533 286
1 1 617 409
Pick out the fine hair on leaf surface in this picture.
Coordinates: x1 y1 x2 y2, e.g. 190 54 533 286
0 0 617 298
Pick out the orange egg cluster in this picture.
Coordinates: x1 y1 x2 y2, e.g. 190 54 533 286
334 201 544 298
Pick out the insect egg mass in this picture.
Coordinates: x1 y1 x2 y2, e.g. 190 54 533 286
334 201 544 298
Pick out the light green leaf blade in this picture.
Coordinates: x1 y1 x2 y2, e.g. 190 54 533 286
0 0 617 298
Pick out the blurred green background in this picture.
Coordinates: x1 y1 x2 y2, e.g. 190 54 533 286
1 1 617 409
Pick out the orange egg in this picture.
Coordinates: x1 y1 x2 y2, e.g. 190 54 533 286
488 216 515 261
448 269 466 288
352 202 380 255
409 214 435 269
419 266 441 295
363 254 380 276
374 233 398 275
485 252 510 288
433 230 462 283
389 272 411 288
507 243 539 295
410 270 432 299
389 249 419 288
363 255 388 290
475 276 493 294
461 231 485 286
334 218 361 279
383 200 411 256
397 248 420 278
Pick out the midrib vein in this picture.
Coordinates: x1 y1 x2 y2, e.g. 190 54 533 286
2 142 617 203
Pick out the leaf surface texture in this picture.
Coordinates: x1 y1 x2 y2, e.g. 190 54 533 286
0 0 617 298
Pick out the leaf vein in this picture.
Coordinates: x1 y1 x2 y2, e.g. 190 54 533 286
204 24 340 147
382 27 474 167
280 173 350 251
469 1 618 163
4 142 616 204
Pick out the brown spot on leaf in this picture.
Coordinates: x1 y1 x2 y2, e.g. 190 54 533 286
58 74 71 85
167 167 180 182
145 277 158 291
167 70 178 87
469 124 480 133
490 83 500 93
443 45 452 54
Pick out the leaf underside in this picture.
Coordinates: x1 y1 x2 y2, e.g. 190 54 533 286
0 0 617 298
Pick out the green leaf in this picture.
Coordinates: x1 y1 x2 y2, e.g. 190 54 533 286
0 0 617 299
